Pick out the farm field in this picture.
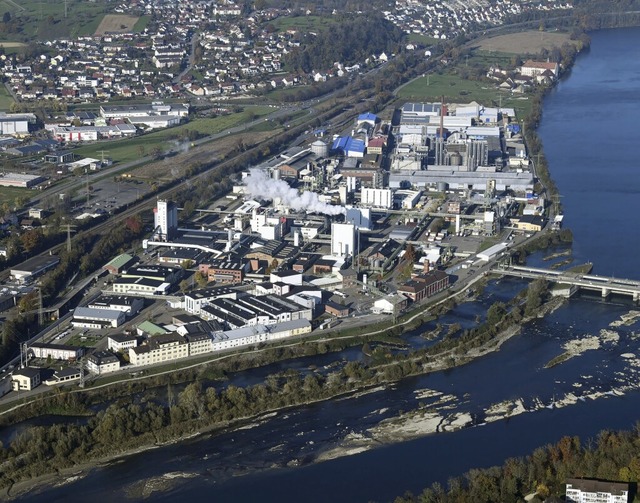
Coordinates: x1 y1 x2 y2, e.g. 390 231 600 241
73 108 274 164
94 14 140 36
0 0 112 41
473 30 574 54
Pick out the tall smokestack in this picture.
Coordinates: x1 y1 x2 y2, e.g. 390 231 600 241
225 228 233 252
439 95 445 139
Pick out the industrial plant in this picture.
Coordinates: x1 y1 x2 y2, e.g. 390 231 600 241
4 100 548 389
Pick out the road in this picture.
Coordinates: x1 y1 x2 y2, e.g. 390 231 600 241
174 31 200 84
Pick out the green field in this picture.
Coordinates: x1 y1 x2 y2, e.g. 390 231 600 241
132 15 150 32
0 185 31 206
469 50 516 68
0 0 111 41
73 107 273 163
270 15 336 33
407 33 441 46
0 84 14 110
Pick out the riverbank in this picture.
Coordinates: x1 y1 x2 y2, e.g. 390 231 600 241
0 292 572 501
314 300 640 465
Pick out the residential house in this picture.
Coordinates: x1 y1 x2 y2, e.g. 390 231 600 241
565 478 629 503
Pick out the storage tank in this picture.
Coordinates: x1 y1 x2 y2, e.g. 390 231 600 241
311 140 328 157
449 152 463 166
437 181 448 192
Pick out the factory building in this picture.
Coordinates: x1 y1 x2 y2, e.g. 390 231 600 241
0 173 47 188
87 295 144 317
72 307 126 328
565 478 629 503
99 102 189 120
154 200 178 241
361 187 392 209
331 223 355 258
11 255 60 284
198 260 247 283
331 136 366 158
0 112 36 135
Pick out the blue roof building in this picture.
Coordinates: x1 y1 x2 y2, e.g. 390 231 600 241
331 136 366 158
357 112 378 126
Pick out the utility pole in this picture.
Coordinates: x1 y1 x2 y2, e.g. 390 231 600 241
38 288 43 327
62 223 76 253
98 150 109 166
86 168 90 206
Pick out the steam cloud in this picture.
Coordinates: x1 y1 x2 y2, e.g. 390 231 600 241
244 168 346 216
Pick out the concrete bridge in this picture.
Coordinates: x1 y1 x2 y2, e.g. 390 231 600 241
492 264 640 301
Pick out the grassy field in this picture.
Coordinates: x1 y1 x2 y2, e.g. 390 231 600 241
474 30 574 55
398 42 537 119
0 84 15 110
94 14 139 36
270 15 336 33
0 185 31 205
133 15 150 32
0 0 111 41
407 33 441 46
73 108 273 164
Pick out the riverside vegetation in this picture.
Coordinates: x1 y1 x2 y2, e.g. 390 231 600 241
0 268 556 491
393 427 640 502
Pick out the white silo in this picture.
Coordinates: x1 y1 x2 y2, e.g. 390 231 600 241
311 140 328 157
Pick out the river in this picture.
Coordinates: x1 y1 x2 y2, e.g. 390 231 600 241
12 26 640 503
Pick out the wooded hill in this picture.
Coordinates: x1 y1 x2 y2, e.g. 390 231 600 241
283 13 404 74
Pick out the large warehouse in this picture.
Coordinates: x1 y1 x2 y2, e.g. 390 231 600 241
0 113 37 136
11 255 60 283
0 173 47 188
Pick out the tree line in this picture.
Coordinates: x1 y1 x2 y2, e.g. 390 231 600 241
0 274 559 489
394 427 640 502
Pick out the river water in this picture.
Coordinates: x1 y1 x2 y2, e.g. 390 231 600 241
13 27 640 503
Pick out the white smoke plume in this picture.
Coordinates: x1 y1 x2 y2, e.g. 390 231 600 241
244 168 346 216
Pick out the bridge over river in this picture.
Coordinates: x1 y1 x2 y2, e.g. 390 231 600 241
492 264 640 301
